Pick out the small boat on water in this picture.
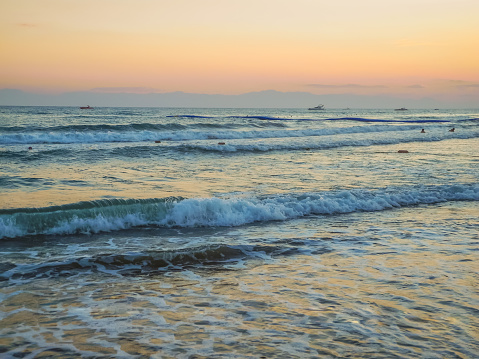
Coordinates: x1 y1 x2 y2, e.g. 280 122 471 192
394 107 407 111
308 104 325 110
80 105 93 109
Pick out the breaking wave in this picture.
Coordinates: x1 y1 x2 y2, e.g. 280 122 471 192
1 184 478 240
1 123 475 146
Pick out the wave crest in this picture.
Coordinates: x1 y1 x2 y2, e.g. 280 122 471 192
1 185 478 240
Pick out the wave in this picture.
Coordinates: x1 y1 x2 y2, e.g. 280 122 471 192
180 130 479 153
2 121 472 146
170 114 455 123
0 243 288 281
2 113 461 134
1 184 478 240
244 115 454 123
0 119 290 135
458 117 479 122
0 122 245 133
166 115 214 119
1 128 477 161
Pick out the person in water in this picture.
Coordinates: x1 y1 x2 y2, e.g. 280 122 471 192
421 129 425 133
449 127 455 132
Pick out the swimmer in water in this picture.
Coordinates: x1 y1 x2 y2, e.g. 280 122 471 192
421 129 425 133
449 127 455 132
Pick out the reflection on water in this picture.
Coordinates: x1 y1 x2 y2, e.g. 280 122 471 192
3 138 479 210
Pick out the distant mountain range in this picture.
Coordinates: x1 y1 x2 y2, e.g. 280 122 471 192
0 88 472 108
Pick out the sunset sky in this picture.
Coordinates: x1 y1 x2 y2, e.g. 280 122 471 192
1 0 478 103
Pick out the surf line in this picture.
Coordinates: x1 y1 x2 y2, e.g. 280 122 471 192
167 115 451 123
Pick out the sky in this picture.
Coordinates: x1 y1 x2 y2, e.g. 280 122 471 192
1 0 479 105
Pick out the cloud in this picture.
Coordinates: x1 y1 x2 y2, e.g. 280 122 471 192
406 84 425 89
395 39 439 47
89 87 159 94
307 84 388 89
456 83 479 88
17 23 38 28
430 79 479 90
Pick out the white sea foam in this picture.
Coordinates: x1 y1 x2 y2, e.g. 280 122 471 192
1 185 478 239
161 185 479 227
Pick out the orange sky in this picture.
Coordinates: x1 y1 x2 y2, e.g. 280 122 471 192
1 0 478 100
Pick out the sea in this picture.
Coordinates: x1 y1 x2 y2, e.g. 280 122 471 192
0 106 478 358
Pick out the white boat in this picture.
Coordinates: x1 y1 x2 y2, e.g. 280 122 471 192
308 104 325 110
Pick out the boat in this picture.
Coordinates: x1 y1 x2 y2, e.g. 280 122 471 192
308 104 325 110
394 107 407 111
80 105 93 109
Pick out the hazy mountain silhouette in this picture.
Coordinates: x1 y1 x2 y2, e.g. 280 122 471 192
0 88 463 108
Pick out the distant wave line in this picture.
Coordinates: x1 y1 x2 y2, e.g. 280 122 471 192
168 114 453 123
0 124 421 145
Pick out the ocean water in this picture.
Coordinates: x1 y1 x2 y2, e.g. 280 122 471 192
0 106 478 358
